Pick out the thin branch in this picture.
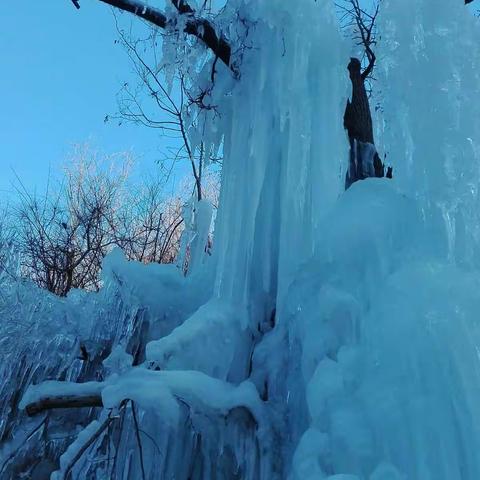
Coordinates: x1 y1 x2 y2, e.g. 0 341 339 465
336 0 380 82
131 401 147 480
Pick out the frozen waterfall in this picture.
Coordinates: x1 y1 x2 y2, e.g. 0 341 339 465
2 0 480 479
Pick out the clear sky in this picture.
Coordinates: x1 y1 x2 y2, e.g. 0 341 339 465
0 0 165 200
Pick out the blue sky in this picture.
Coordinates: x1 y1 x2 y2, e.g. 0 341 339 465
0 0 164 199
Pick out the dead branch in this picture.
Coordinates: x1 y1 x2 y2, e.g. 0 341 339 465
113 24 210 202
25 393 103 416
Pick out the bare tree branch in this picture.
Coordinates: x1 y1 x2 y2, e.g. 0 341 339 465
336 0 380 82
73 0 235 74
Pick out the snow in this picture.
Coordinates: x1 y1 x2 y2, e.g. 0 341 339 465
145 299 250 380
19 381 103 411
101 369 265 428
103 345 133 375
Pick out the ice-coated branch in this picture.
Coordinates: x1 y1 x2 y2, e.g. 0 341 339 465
75 0 234 73
51 415 115 480
20 380 104 416
166 0 233 72
97 0 168 28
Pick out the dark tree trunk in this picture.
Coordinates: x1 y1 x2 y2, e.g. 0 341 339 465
344 58 386 189
344 58 374 145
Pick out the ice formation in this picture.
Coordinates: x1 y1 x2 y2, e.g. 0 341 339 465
2 0 480 479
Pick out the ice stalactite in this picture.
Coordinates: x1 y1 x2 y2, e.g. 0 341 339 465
213 0 348 308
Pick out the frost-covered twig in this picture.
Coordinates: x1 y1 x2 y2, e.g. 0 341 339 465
113 22 208 201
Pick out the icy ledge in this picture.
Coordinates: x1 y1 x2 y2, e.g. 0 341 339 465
21 368 268 480
21 369 266 426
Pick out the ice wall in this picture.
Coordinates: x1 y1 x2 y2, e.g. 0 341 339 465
283 1 480 479
213 0 348 312
376 0 480 266
285 181 480 479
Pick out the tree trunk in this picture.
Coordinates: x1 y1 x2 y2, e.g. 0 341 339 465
343 57 385 189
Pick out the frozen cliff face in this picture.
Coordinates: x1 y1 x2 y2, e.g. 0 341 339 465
285 181 480 479
377 0 480 267
281 1 480 477
211 0 480 478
